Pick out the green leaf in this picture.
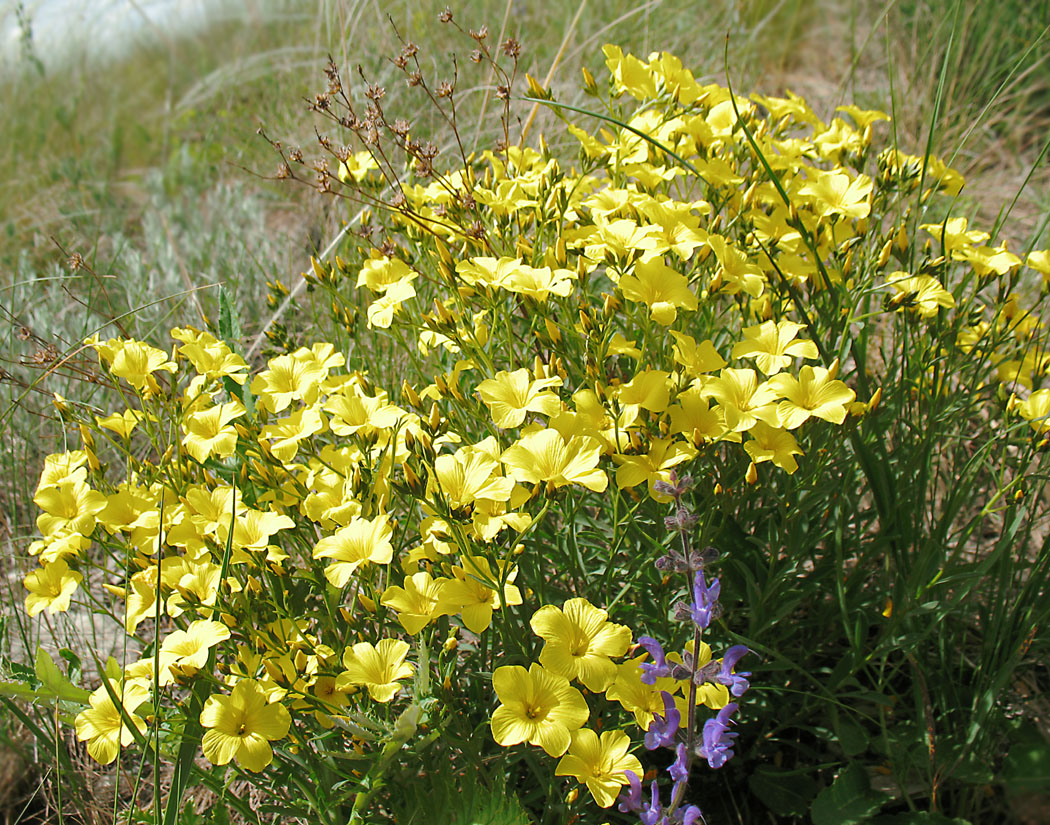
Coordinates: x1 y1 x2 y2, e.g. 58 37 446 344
869 813 970 824
34 646 90 703
218 285 254 416
0 681 37 699
811 762 890 825
1001 721 1050 793
834 711 870 757
218 286 242 342
749 765 818 816
58 647 83 683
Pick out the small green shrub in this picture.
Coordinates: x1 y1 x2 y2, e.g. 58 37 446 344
9 29 1050 825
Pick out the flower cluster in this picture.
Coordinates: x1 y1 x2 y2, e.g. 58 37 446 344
20 35 1050 823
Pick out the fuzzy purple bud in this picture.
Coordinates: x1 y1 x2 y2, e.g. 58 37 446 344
690 569 721 629
698 702 739 769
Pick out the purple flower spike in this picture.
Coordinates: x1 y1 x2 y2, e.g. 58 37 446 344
690 570 721 629
669 742 689 783
681 804 705 825
716 645 752 697
638 636 671 684
618 770 643 814
640 780 663 825
645 691 681 750
699 702 739 769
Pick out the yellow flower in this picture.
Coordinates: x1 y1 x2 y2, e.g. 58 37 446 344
555 728 643 808
799 170 872 220
614 438 697 499
158 619 231 683
501 429 608 493
313 514 394 588
1016 389 1050 434
1027 249 1050 289
36 450 89 490
617 369 671 413
100 339 177 394
732 321 819 376
220 508 296 564
381 571 445 635
200 679 291 772
920 216 988 256
455 256 526 289
34 480 107 537
887 272 955 318
75 678 150 764
338 151 379 183
581 218 662 262
182 401 245 463
259 406 326 463
530 598 632 692
336 639 414 702
490 663 589 757
432 439 515 510
669 332 726 377
956 242 1022 278
24 559 82 616
436 556 522 634
768 366 856 429
618 257 697 325
602 44 658 100
706 234 765 297
172 327 249 383
500 263 577 301
324 389 405 437
366 277 416 329
477 368 563 429
700 368 779 433
95 409 147 438
744 421 804 474
250 353 325 414
606 656 676 730
667 384 738 445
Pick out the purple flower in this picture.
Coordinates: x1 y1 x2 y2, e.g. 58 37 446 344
698 702 739 769
618 770 643 814
669 742 689 783
640 780 663 825
638 636 671 684
681 804 704 825
690 570 721 629
716 645 751 697
645 691 681 750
